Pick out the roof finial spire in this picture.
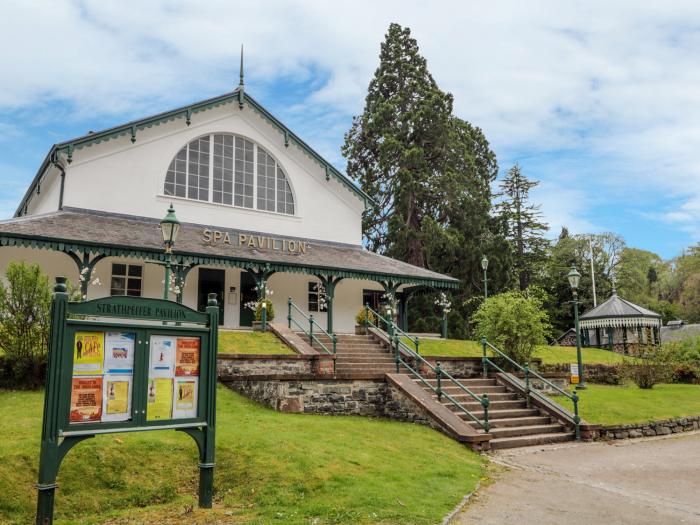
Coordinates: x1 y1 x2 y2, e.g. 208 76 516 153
239 44 244 88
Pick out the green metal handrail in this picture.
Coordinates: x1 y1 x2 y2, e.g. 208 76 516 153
363 304 420 354
481 338 580 440
363 306 489 431
287 298 336 373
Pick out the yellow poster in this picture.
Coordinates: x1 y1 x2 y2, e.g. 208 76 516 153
146 378 173 420
73 332 105 375
102 375 132 422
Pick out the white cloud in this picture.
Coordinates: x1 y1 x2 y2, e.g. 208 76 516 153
2 1 700 248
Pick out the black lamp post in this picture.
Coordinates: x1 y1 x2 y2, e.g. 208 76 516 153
160 204 181 300
567 265 585 389
481 255 489 299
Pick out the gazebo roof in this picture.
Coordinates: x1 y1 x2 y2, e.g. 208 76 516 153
579 290 661 329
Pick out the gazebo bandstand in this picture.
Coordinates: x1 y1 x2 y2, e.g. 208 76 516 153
579 290 662 354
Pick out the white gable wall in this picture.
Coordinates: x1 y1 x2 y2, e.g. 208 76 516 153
28 101 364 245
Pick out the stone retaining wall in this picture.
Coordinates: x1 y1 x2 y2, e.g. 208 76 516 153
595 416 700 440
539 363 622 385
422 357 482 378
217 354 313 378
225 378 448 437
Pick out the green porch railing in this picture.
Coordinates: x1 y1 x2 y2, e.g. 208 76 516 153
481 338 581 440
363 305 490 432
287 297 336 373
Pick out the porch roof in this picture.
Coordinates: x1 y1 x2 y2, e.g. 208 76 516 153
0 208 459 289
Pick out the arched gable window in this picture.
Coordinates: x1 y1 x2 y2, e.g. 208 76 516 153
164 134 295 215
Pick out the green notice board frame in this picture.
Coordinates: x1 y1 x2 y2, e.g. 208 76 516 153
35 277 219 525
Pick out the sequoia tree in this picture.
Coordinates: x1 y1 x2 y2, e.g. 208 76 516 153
342 23 453 267
342 23 508 337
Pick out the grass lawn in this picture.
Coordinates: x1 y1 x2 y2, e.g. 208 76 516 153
410 338 627 365
218 330 294 355
0 386 484 525
551 383 700 426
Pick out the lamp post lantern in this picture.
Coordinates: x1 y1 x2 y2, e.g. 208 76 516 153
481 255 489 299
160 204 181 300
567 265 586 389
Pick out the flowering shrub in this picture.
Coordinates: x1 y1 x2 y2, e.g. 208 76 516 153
245 285 276 321
355 306 377 326
434 292 452 314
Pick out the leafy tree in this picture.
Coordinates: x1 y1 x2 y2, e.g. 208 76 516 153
498 164 549 290
616 248 664 306
471 291 551 364
0 261 52 388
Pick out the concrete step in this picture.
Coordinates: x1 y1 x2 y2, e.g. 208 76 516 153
335 364 400 372
488 423 565 438
452 399 527 411
418 378 498 387
489 432 575 450
436 385 507 394
476 408 541 420
434 391 518 402
469 415 552 428
336 355 395 362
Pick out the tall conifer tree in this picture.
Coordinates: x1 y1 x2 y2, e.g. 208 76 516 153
499 164 549 290
343 23 509 336
342 23 453 267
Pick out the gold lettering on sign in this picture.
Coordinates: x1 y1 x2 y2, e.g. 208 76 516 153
201 229 309 254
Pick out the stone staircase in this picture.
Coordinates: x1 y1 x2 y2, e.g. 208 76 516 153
312 333 402 375
414 377 575 449
300 331 575 449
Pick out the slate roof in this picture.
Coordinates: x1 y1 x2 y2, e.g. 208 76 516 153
580 291 661 321
0 208 458 288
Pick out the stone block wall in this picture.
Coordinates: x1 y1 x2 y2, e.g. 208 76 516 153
217 355 313 378
224 378 460 441
539 363 622 385
596 416 700 440
422 357 482 378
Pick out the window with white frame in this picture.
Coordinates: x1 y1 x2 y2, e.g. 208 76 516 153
164 133 295 215
308 282 327 312
110 263 143 297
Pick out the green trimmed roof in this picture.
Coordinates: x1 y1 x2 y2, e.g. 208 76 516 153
15 88 373 216
0 208 459 289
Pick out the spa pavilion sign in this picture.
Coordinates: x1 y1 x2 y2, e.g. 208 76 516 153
0 67 458 335
202 229 309 254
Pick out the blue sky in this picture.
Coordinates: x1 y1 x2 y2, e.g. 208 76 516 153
1 1 699 259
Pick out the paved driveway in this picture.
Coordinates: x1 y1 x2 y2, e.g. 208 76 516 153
455 432 700 524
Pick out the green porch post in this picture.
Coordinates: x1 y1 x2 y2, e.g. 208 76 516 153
173 263 197 304
379 280 399 328
249 266 275 301
400 295 408 331
65 251 107 300
608 326 614 352
317 275 343 335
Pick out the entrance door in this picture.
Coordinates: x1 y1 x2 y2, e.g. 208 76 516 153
239 271 257 327
197 269 225 325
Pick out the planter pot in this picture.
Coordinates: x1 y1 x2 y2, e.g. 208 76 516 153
252 321 266 332
355 325 368 335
